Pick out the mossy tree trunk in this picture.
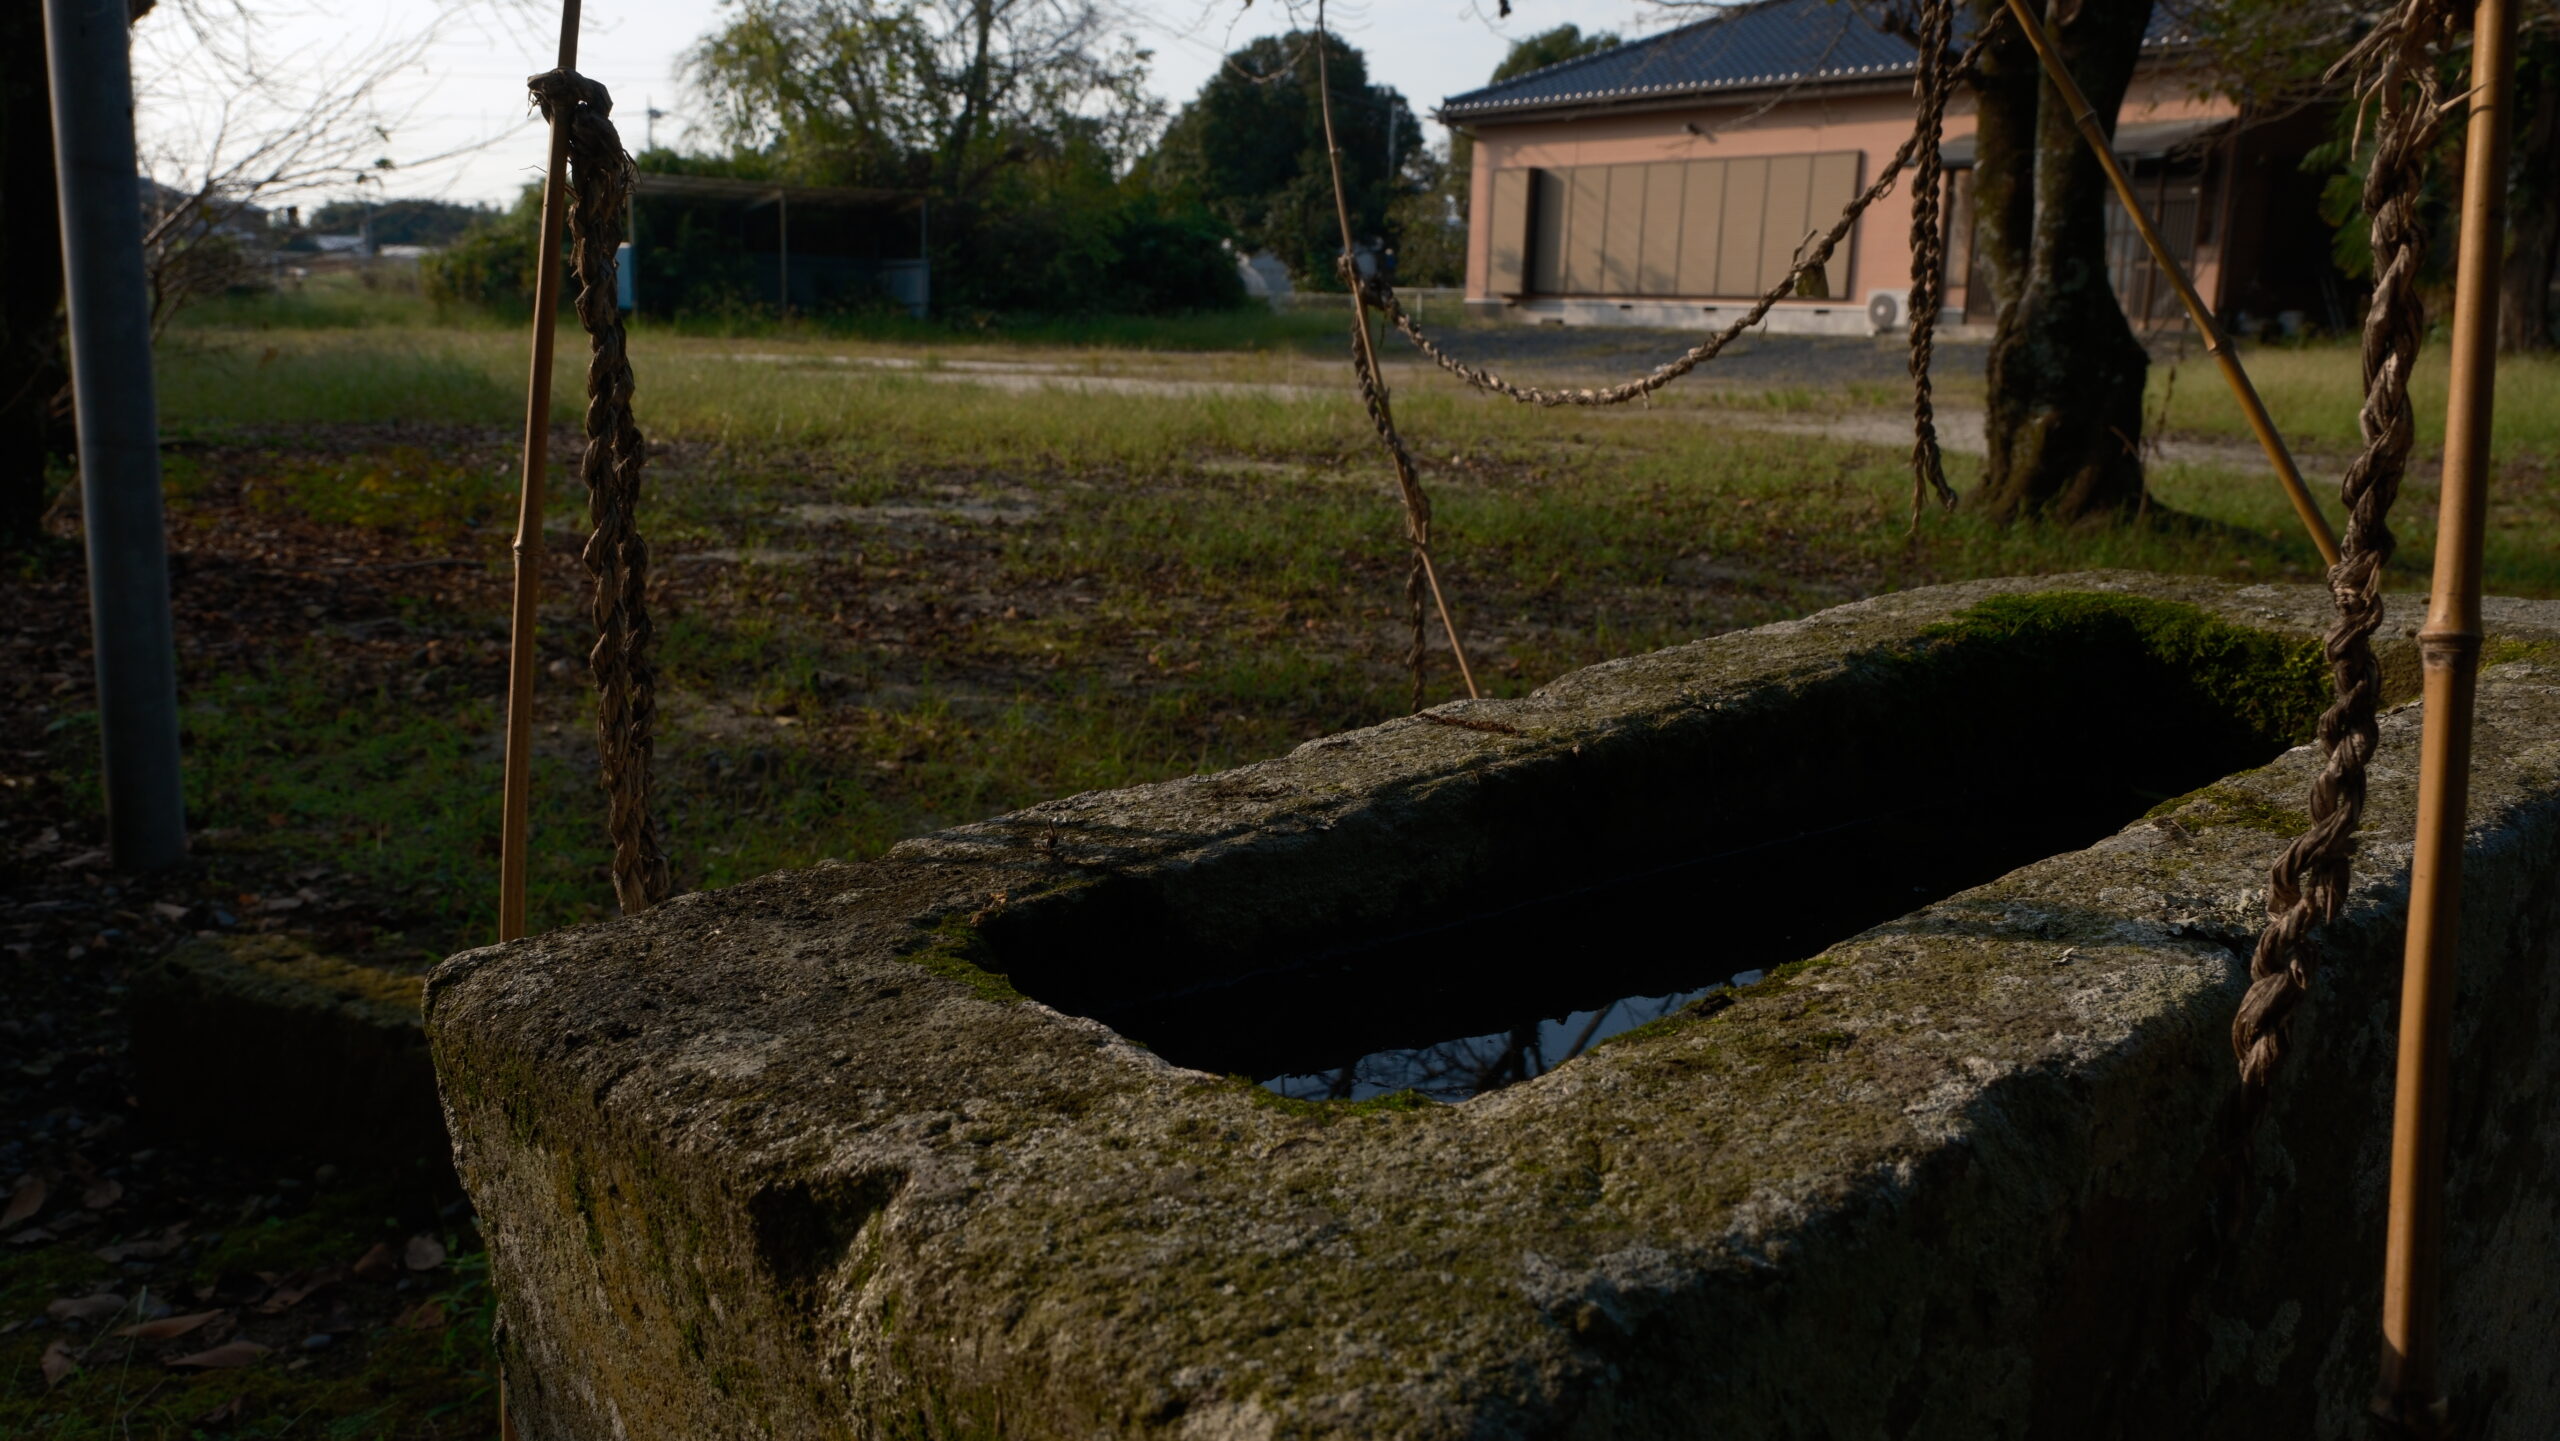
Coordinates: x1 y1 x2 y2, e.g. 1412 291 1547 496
0 0 66 548
1967 0 2154 524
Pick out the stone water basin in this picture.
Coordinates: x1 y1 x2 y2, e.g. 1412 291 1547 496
429 572 2560 1438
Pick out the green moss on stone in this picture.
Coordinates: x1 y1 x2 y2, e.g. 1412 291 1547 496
1235 1080 1434 1119
199 933 427 1021
2485 636 2559 668
2150 782 2313 835
897 919 1025 1004
1919 592 2329 745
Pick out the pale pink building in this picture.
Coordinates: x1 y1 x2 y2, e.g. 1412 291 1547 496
1438 1 2341 335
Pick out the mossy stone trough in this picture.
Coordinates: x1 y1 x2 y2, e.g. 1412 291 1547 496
427 573 2560 1439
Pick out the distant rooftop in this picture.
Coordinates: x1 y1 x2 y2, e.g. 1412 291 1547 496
1439 0 2192 122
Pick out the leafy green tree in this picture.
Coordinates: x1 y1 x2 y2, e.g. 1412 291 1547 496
2178 0 2560 349
1492 22 1623 83
421 187 545 312
306 199 496 248
680 0 1236 314
684 0 1159 203
1147 32 1421 287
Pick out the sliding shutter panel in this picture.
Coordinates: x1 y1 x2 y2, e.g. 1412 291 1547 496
1600 165 1644 294
1564 168 1608 293
1808 151 1861 299
1677 159 1725 296
1757 155 1813 291
1639 162 1684 295
1715 157 1768 297
1488 168 1531 295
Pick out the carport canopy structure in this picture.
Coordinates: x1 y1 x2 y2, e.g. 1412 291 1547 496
627 172 930 317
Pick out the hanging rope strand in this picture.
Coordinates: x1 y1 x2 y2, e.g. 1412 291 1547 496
529 68 672 914
2231 0 2454 1122
1903 0 1958 522
1310 5 1480 710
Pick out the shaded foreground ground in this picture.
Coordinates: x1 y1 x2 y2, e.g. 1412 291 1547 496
5 315 2556 1435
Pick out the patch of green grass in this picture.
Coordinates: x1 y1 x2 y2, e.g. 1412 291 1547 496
65 661 619 954
241 448 519 542
158 332 532 432
172 281 482 333
2149 338 2560 461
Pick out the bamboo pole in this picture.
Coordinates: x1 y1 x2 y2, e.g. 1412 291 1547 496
499 0 583 947
1998 0 2342 569
2376 0 2514 1429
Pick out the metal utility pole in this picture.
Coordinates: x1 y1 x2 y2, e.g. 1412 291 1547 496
2376 0 2515 1429
43 0 186 873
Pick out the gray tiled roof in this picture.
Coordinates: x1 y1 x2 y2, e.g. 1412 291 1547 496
1440 0 2190 121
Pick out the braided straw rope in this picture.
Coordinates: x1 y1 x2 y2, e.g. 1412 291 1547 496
1338 266 1443 712
1903 0 1957 522
529 68 672 914
1311 6 1479 712
2230 0 2454 1120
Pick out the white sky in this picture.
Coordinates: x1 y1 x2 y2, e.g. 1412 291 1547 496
132 0 1670 211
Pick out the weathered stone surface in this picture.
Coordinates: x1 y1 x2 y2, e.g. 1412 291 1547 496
428 573 2560 1439
133 935 442 1158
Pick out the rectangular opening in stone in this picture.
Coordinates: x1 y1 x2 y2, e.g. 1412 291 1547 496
972 597 2322 1103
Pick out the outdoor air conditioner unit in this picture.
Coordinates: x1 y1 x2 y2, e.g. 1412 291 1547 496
1865 290 1904 334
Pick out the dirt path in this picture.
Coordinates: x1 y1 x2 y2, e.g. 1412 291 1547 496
721 350 2289 468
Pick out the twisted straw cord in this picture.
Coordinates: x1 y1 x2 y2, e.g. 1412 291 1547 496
530 68 672 915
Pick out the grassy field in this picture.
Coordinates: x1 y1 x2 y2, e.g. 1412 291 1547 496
131 295 2560 948
7 286 2556 1435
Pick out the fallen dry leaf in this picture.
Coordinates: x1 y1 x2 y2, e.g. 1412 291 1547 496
393 1300 448 1331
350 1241 399 1279
167 1339 270 1369
94 1223 187 1263
40 1339 77 1387
116 1310 222 1341
403 1234 446 1272
2 1176 46 1230
81 1178 123 1211
45 1293 127 1324
254 1269 341 1314
196 1395 246 1424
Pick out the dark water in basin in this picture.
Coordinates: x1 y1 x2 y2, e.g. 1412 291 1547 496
1088 794 2179 1104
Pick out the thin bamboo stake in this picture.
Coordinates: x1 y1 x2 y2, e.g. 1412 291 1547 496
499 0 583 947
497 9 582 1429
1998 0 2343 569
2376 0 2513 1429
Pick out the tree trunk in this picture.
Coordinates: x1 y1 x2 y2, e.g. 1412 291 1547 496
2499 33 2558 352
941 0 999 200
1970 0 2154 524
0 0 66 547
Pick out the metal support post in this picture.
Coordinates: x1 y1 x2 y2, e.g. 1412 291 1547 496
43 0 186 872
